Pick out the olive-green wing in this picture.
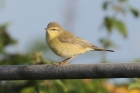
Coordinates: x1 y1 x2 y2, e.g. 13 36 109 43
58 30 97 49
58 30 114 52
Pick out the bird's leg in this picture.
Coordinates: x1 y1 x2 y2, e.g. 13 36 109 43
59 56 75 65
50 56 75 66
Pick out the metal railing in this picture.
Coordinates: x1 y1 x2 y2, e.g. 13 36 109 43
0 63 140 80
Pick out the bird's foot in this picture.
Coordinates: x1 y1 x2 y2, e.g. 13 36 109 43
50 60 69 66
49 56 75 66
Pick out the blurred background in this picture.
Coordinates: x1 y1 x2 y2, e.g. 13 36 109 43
0 0 140 93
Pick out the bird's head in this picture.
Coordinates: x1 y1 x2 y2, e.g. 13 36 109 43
45 22 63 40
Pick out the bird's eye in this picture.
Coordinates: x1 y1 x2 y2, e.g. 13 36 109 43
50 28 56 31
52 29 56 31
50 28 59 31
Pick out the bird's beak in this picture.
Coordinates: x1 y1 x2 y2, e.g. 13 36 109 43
44 27 47 31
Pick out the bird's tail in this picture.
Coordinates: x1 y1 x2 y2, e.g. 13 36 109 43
94 48 114 52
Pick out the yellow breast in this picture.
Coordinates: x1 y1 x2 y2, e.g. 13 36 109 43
47 37 90 57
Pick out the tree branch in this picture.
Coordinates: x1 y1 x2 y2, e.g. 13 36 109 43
0 63 140 80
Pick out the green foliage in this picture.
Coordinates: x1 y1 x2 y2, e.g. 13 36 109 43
128 82 140 90
100 0 139 62
103 1 110 10
103 17 127 37
0 53 30 65
101 0 139 48
104 17 115 32
20 87 35 93
128 79 140 91
114 20 127 37
129 6 139 17
0 23 17 53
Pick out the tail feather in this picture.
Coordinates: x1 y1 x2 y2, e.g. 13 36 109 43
94 48 114 52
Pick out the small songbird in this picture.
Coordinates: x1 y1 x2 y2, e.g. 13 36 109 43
45 22 114 65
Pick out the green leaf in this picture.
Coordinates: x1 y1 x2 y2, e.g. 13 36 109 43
103 1 110 10
0 23 17 47
55 80 68 92
129 6 139 17
128 82 140 90
114 20 127 37
20 87 35 93
104 17 115 32
0 23 17 53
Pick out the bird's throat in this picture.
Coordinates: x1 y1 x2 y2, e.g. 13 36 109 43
46 31 61 41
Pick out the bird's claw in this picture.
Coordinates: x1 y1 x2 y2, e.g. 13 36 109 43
50 61 68 66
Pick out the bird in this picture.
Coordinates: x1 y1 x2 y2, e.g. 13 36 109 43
44 22 114 65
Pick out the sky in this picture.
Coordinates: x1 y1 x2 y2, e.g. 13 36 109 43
0 0 140 64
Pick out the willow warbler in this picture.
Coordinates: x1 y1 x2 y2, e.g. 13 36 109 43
45 22 114 65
